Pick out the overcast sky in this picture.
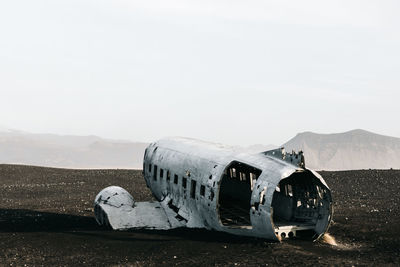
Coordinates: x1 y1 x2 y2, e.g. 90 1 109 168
1 0 399 146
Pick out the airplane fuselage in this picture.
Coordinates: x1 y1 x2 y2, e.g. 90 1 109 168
95 137 333 241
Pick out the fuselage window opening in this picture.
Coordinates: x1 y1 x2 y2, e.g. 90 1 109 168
190 180 197 199
283 184 293 197
167 170 171 181
200 184 205 196
229 168 237 178
149 164 152 173
174 174 178 184
182 177 187 189
153 165 158 181
250 173 258 190
160 169 164 179
239 172 248 182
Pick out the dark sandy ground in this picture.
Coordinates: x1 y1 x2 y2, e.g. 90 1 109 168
0 164 399 266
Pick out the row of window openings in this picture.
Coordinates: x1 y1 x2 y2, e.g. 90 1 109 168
149 164 206 198
225 167 259 182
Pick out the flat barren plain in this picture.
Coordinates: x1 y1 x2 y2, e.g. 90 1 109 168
1 165 399 266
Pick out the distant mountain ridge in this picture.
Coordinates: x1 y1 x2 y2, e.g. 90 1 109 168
283 129 400 170
0 129 275 169
0 130 149 169
0 128 399 170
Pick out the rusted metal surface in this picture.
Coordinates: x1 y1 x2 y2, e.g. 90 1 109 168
95 137 333 241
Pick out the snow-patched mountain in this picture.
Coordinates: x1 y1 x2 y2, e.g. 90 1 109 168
282 129 400 170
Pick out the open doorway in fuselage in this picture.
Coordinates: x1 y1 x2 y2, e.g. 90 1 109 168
218 161 262 228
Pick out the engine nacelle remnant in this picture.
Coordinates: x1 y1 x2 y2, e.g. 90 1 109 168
94 137 333 241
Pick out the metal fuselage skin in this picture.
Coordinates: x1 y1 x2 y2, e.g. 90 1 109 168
142 137 333 241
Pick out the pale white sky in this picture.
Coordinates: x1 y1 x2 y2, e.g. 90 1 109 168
1 0 399 145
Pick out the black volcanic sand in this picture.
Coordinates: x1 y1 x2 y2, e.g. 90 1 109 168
0 165 399 266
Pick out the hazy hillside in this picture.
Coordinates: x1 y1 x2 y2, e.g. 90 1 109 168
1 128 399 170
0 129 148 169
0 128 279 169
283 129 400 170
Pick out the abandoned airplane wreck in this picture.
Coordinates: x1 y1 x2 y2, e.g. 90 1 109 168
94 137 333 241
